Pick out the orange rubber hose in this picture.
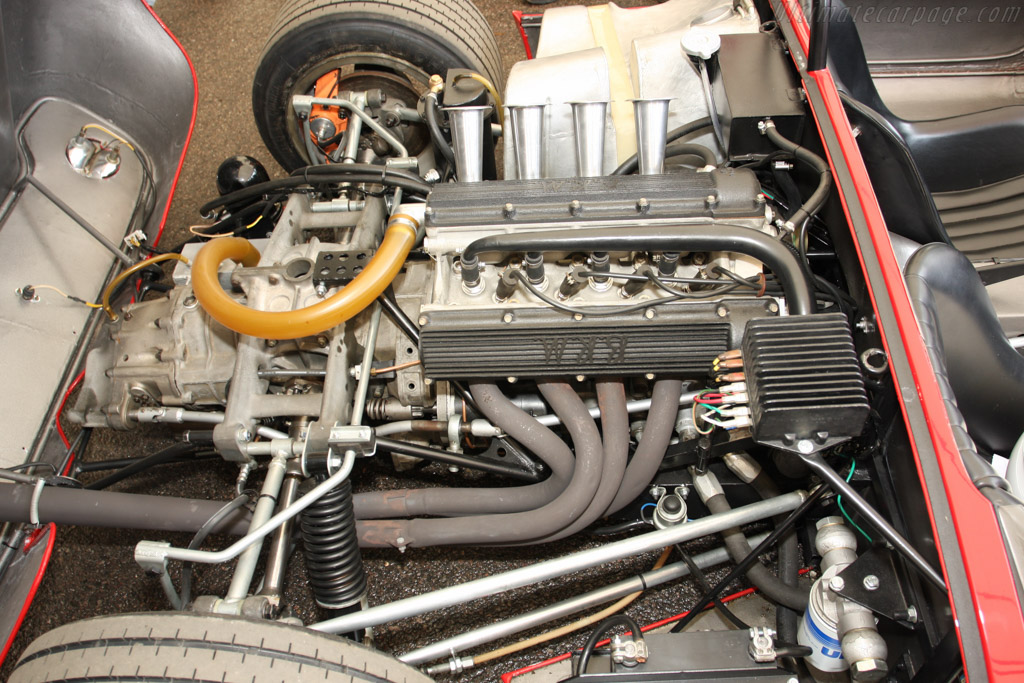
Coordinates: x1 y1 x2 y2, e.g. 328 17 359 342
191 214 418 339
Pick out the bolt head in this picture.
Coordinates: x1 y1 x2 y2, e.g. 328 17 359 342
850 658 888 681
644 309 655 319
645 373 656 380
502 312 514 323
573 313 584 321
507 376 518 384
575 375 585 382
863 574 880 591
418 316 428 326
797 439 814 454
716 306 728 318
767 301 780 314
829 575 846 592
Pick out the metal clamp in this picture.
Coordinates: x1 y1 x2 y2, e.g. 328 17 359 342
748 627 777 663
611 634 649 667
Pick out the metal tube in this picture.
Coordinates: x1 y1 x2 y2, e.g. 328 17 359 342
25 176 133 265
446 105 491 182
259 469 302 600
375 438 541 482
799 451 946 591
533 390 700 426
570 101 608 177
351 302 383 426
401 531 770 665
226 452 289 601
130 407 287 440
508 104 546 180
304 96 409 159
312 490 806 634
631 98 671 175
133 450 355 567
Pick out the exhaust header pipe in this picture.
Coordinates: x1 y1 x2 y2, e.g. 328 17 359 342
508 104 546 180
631 98 671 175
446 105 491 182
569 101 608 178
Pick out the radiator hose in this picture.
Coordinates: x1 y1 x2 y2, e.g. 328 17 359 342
191 213 418 339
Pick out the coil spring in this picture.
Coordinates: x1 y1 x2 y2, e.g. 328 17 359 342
299 477 366 610
364 397 389 422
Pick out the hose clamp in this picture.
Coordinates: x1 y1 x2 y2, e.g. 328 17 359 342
29 478 46 525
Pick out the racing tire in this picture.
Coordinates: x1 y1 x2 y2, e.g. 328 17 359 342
9 612 432 683
252 0 503 170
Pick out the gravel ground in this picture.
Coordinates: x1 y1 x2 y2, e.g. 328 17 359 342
1 1 768 681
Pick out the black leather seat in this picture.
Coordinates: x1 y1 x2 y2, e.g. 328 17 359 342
904 243 1024 455
827 0 1024 259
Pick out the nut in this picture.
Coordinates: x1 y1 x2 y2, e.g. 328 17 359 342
863 574 880 591
850 658 888 681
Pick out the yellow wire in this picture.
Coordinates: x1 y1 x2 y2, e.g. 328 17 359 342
189 214 263 240
28 284 103 309
472 547 673 665
102 253 190 321
81 123 135 151
454 72 504 126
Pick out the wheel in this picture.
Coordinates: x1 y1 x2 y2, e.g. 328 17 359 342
252 0 503 170
10 612 432 683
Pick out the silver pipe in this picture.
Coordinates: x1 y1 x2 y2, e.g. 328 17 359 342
508 104 546 180
351 302 383 426
130 408 286 440
311 490 806 634
446 105 491 182
225 451 289 601
631 98 672 175
259 469 302 600
570 101 608 177
341 99 365 164
134 450 355 567
25 176 133 266
799 451 946 591
404 531 771 665
534 390 700 427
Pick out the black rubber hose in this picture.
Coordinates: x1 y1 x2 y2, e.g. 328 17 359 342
0 484 253 535
84 443 199 490
706 493 809 611
375 438 541 481
353 385 574 520
424 93 456 167
763 121 832 236
664 142 717 167
749 470 803 643
612 117 712 175
199 170 431 215
179 493 250 608
355 380 604 548
75 453 219 474
669 486 826 634
461 226 816 316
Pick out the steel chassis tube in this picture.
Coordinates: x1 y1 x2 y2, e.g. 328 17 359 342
311 490 806 634
402 531 771 665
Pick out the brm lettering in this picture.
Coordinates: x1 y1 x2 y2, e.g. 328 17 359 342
539 336 629 364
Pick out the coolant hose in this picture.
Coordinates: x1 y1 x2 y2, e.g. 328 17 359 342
705 492 809 611
534 380 629 542
191 213 418 339
747 468 803 643
461 226 815 315
355 380 604 548
353 384 576 519
605 380 683 515
762 120 832 238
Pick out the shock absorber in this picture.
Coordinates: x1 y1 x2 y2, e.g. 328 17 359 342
299 477 367 612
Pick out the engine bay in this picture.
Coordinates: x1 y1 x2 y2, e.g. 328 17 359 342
0 0 988 680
